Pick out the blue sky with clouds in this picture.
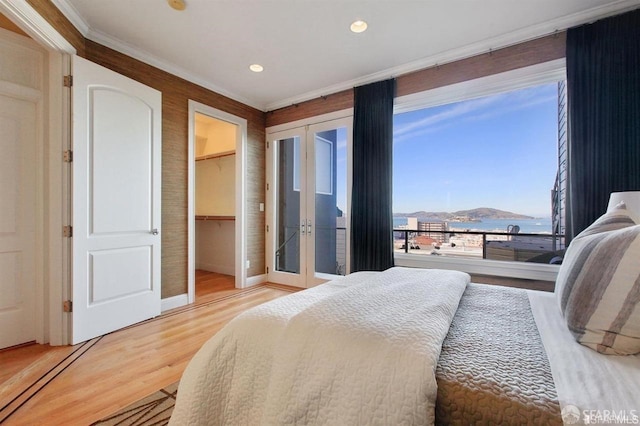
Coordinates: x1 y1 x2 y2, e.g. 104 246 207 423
392 83 558 217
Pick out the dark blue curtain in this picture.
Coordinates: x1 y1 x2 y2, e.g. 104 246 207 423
351 79 396 272
566 9 640 241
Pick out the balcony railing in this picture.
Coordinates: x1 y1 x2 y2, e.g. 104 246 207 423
393 228 565 264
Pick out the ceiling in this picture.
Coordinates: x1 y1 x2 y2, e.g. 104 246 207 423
53 0 639 111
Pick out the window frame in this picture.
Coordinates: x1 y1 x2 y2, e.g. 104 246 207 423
393 58 566 281
314 135 334 196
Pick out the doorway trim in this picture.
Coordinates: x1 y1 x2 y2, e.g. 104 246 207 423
188 100 248 303
0 0 75 345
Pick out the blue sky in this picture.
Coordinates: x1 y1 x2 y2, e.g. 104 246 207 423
333 82 558 217
393 83 559 217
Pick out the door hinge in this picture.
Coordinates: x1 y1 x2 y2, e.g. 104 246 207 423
63 75 73 87
266 224 269 232
63 300 73 313
266 266 269 274
266 183 269 191
266 141 270 149
63 150 73 163
63 225 73 237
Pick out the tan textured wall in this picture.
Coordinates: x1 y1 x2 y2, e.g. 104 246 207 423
0 12 30 37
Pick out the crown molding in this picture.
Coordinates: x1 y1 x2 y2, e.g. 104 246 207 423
86 28 265 111
264 0 640 111
50 0 89 36
43 0 640 112
0 0 75 52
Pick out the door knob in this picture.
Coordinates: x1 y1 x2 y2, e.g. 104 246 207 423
151 228 159 235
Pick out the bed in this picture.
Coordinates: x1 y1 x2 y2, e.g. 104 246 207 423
168 266 640 425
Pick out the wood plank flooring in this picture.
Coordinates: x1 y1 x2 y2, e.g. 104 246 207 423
194 270 246 302
0 272 299 425
0 343 76 385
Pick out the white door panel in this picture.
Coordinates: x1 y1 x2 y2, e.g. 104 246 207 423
0 94 37 348
90 246 152 302
91 89 153 234
72 56 161 344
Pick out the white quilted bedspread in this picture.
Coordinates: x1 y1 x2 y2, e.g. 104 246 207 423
169 267 469 426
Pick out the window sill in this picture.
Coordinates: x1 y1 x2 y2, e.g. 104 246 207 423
394 253 560 282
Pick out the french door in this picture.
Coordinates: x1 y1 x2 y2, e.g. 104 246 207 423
266 117 352 288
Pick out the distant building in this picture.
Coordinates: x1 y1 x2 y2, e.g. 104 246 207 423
552 80 567 251
417 220 449 244
414 235 437 246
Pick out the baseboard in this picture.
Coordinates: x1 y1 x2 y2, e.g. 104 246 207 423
245 274 267 288
161 294 189 312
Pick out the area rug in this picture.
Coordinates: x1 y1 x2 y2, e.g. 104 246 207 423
92 382 178 426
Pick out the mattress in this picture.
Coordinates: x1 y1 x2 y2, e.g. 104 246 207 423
528 290 640 415
436 283 562 425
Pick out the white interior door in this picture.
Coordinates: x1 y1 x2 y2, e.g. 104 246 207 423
0 92 37 349
266 117 351 288
72 56 162 344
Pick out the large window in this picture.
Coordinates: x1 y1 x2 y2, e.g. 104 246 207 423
393 79 566 266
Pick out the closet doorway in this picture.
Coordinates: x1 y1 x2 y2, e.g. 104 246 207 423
188 101 247 304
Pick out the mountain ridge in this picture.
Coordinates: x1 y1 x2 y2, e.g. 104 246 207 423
394 207 534 221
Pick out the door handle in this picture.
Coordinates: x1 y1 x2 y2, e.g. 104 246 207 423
151 228 159 235
307 220 312 234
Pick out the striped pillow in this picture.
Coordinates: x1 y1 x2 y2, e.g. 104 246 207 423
556 202 637 302
577 201 638 237
556 206 640 355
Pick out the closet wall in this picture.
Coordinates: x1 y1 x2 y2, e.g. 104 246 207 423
195 114 236 276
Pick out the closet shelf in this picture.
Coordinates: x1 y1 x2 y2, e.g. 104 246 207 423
196 150 236 161
195 215 235 221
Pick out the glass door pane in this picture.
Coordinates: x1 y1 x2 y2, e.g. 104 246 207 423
275 136 302 274
309 122 350 282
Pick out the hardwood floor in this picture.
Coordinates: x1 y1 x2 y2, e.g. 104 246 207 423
0 343 76 385
0 272 298 425
194 270 246 302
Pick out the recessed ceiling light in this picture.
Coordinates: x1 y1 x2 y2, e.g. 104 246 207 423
167 0 186 11
249 64 264 73
350 20 368 33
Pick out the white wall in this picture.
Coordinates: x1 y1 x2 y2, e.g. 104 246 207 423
195 155 235 216
195 114 237 157
195 220 235 276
